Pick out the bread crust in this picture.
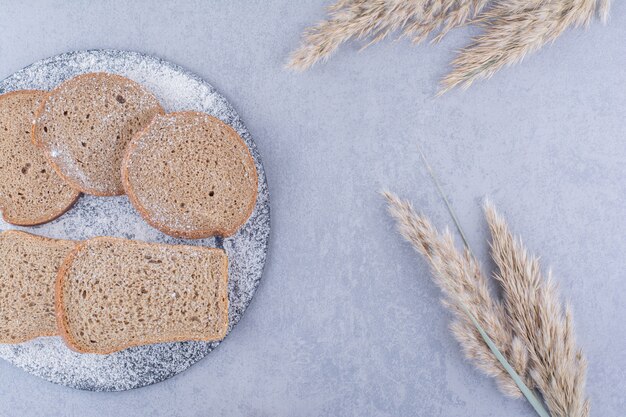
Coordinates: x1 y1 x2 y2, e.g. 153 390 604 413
0 90 81 225
55 239 87 353
55 236 229 354
32 72 165 196
0 330 57 345
1 192 80 226
121 111 258 239
0 230 77 343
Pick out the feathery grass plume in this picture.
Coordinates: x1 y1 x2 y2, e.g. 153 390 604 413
385 189 590 415
485 201 590 417
287 0 487 71
439 0 610 93
289 1 611 93
383 191 529 398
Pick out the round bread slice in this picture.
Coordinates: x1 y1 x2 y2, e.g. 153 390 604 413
32 73 164 196
0 90 80 225
122 111 258 239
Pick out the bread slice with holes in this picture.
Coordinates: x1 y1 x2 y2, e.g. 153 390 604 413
33 73 164 196
0 230 76 344
122 111 258 239
0 90 80 225
56 236 229 354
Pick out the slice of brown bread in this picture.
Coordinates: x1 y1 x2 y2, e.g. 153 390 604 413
33 73 164 196
56 236 229 354
0 90 80 225
0 230 76 344
121 111 258 239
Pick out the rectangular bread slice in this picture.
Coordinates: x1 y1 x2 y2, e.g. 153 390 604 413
0 230 76 343
56 236 229 354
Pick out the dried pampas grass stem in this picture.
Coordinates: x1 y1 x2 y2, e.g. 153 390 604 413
485 202 590 417
385 191 589 417
440 0 612 92
384 192 528 398
288 0 486 71
288 0 611 93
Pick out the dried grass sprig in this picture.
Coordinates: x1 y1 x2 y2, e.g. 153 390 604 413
287 0 486 71
384 191 528 398
440 0 610 93
385 192 589 416
288 0 611 93
485 201 590 417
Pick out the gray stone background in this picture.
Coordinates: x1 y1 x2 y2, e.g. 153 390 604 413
0 1 624 416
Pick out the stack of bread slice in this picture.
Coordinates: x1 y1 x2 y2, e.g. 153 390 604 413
0 230 228 353
0 71 258 353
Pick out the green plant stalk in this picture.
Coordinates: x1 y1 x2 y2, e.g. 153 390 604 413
463 306 550 417
418 145 551 417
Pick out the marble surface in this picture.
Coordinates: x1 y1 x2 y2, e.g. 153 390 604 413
0 1 624 416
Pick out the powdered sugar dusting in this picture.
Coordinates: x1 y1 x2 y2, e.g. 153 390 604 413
0 50 270 391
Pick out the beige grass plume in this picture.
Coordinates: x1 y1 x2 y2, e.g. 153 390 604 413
385 191 590 416
485 201 590 417
383 191 528 397
288 0 610 93
440 0 612 93
287 0 487 71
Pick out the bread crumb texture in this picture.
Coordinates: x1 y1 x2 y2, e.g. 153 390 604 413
0 231 75 343
34 73 163 196
58 237 228 354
